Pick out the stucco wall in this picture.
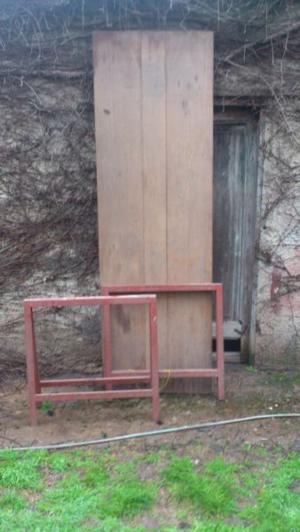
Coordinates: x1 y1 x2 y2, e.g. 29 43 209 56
255 103 300 367
1 76 101 376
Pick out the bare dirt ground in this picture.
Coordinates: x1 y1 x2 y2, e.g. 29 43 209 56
1 366 300 456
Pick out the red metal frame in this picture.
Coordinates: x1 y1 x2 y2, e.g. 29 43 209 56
24 295 160 426
102 284 225 400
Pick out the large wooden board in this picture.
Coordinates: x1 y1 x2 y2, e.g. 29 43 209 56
94 31 213 391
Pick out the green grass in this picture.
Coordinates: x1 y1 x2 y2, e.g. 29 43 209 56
0 445 299 530
40 400 55 414
0 450 47 489
162 456 239 516
245 365 257 374
261 371 300 387
241 455 300 531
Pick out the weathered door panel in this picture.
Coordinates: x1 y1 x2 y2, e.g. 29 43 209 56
213 111 258 360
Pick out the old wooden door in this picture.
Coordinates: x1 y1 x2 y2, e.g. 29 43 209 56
94 31 213 391
213 110 258 361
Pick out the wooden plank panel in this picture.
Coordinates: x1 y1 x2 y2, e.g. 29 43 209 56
94 32 146 370
141 33 168 368
93 32 144 285
165 32 213 391
165 32 213 282
142 32 167 285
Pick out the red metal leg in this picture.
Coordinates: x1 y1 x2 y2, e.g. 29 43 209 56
149 298 160 423
216 285 225 400
24 304 39 426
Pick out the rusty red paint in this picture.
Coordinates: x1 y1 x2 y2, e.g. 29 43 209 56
102 284 225 400
270 254 300 314
271 268 282 313
24 295 160 426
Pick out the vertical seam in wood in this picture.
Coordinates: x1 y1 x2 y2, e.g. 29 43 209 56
140 32 146 285
94 39 102 283
164 33 168 285
164 33 169 367
140 33 147 364
139 32 151 368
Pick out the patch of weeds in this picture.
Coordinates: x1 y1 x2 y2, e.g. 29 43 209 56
245 366 257 374
99 480 156 518
82 462 109 488
0 509 86 532
241 454 300 531
273 445 285 455
192 521 244 531
177 509 190 521
143 452 161 464
0 490 28 511
87 517 146 531
37 458 157 525
38 472 99 515
255 446 269 457
114 461 137 478
88 448 117 469
46 452 74 472
69 449 99 469
0 450 47 490
238 468 258 493
41 400 55 416
98 461 157 518
162 457 238 516
262 371 300 388
46 448 115 473
243 442 252 452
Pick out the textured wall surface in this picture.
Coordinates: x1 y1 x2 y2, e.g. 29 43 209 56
0 0 299 375
255 104 300 367
0 74 101 376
